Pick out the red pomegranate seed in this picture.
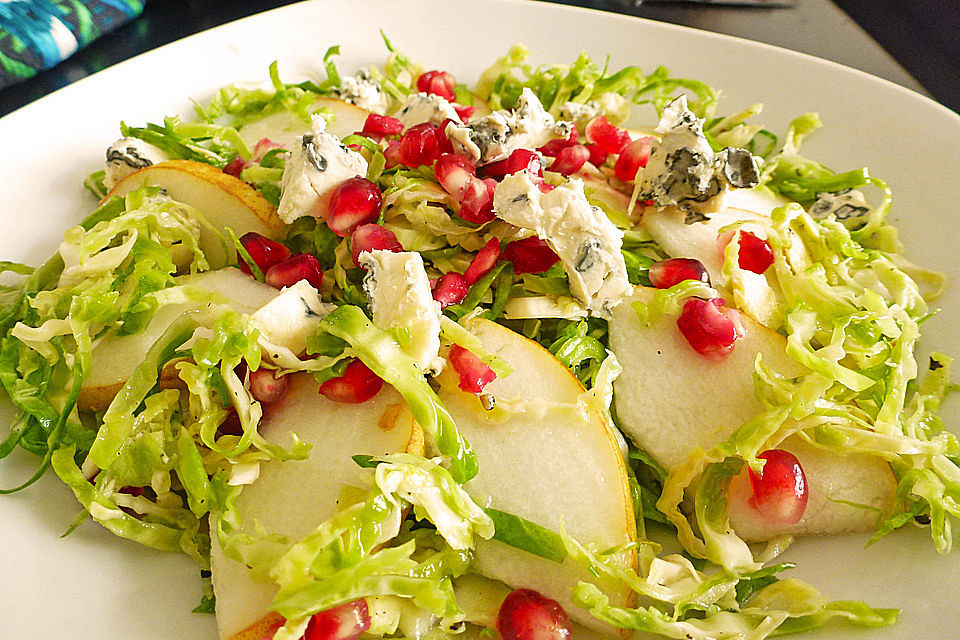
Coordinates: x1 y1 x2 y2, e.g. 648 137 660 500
433 272 469 307
318 360 383 404
737 231 775 274
303 599 371 640
399 123 442 167
326 177 383 237
253 137 283 162
550 144 589 176
503 236 560 274
676 297 740 360
265 253 324 291
383 140 403 169
435 153 477 200
435 119 456 155
222 155 248 178
453 103 476 121
613 136 654 182
584 115 631 155
448 345 497 394
483 149 543 179
362 113 404 138
648 257 711 289
497 589 572 640
458 177 497 224
538 124 578 158
351 223 403 267
463 237 501 285
416 70 457 102
584 143 607 167
748 449 809 525
249 368 289 404
238 232 291 276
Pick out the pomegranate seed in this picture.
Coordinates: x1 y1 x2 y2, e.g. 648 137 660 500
747 449 809 525
362 113 404 137
497 589 572 640
253 137 283 162
351 224 403 268
737 231 775 274
249 368 289 404
326 177 383 237
383 140 403 169
648 257 711 289
265 253 324 291
222 155 248 178
463 237 501 285
435 153 477 200
538 124 578 158
584 143 607 167
433 272 469 307
448 345 497 394
503 236 560 274
400 123 441 167
613 136 654 182
483 149 543 179
218 409 243 437
416 70 457 102
238 232 291 276
676 297 739 360
303 599 371 640
453 103 476 121
584 115 631 155
458 177 497 224
319 360 383 404
550 144 589 176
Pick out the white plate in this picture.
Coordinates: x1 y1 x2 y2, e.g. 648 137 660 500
0 1 956 638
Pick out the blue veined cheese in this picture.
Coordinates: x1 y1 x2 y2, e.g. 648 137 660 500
396 92 462 130
251 280 335 356
493 171 631 316
103 137 169 189
445 88 572 165
558 92 630 130
334 68 389 114
359 250 444 375
639 96 759 222
277 115 367 224
809 188 872 229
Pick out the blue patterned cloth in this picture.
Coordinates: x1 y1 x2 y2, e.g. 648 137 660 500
0 0 144 89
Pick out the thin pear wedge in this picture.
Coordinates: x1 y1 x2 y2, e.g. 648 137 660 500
434 319 637 635
104 159 284 268
210 375 424 640
238 97 371 151
609 286 896 540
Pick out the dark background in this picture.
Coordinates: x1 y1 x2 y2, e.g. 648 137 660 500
1 0 957 118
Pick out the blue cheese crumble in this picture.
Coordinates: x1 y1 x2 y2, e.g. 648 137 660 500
396 92 462 130
104 137 169 189
809 188 872 229
277 115 367 224
493 171 631 316
334 68 389 114
558 92 630 130
445 88 572 165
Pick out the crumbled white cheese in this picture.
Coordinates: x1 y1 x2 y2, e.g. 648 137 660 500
809 188 872 229
559 92 630 129
359 250 443 375
103 137 169 189
251 280 334 355
335 68 389 114
493 171 631 315
277 115 367 224
395 92 462 130
445 88 572 165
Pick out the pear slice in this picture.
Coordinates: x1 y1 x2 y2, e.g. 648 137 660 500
104 159 284 269
238 97 371 151
78 267 277 411
609 286 896 540
434 319 637 635
210 374 424 640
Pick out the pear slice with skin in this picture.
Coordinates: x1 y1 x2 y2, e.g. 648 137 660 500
433 318 637 636
609 286 896 540
78 267 277 411
104 159 284 269
238 97 371 152
210 374 425 640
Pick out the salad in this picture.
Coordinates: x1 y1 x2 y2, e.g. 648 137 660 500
0 33 956 640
